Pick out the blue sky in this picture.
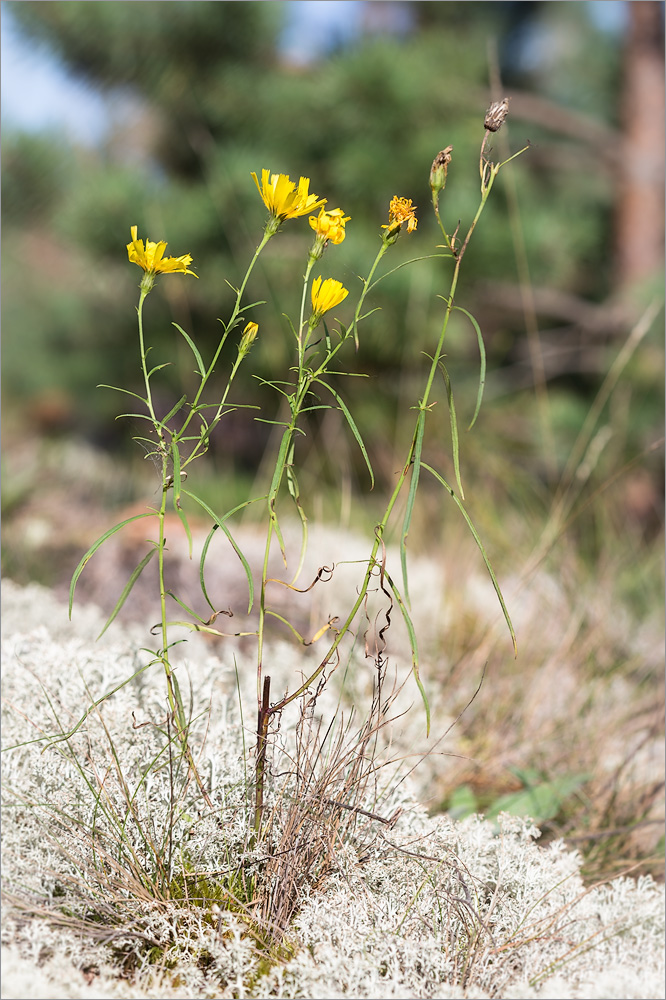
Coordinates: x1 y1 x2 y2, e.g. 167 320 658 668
1 3 109 144
1 1 628 148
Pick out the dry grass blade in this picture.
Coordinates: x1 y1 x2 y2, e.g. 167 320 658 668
255 660 406 940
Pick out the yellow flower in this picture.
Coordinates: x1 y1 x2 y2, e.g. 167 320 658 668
382 196 418 236
251 168 326 222
126 226 197 277
310 275 349 325
308 207 351 246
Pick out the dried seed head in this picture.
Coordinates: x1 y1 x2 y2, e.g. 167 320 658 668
484 97 510 132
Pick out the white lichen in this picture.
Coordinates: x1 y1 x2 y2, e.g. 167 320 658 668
2 579 664 1000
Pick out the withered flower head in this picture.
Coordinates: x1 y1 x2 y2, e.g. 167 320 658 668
432 147 453 171
382 196 418 239
430 146 453 194
484 97 510 133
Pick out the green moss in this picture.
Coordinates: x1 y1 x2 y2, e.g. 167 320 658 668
167 862 257 913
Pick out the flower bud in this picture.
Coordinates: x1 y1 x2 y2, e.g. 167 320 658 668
238 321 259 358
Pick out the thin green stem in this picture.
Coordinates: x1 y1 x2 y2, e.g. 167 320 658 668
255 259 311 709
180 344 247 472
176 229 273 446
351 242 390 349
255 381 310 706
298 258 317 364
137 288 214 809
157 457 171 688
137 290 164 447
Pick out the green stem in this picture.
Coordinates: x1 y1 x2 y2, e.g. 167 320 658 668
156 452 214 808
432 189 456 252
255 253 323 710
255 375 311 706
180 344 247 472
137 290 164 448
351 242 390 349
298 258 317 364
138 290 213 809
176 229 273 446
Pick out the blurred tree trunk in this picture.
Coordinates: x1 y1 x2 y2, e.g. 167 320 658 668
615 1 665 292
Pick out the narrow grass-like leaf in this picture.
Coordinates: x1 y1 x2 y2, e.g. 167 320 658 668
116 412 157 423
382 569 429 736
199 524 219 613
169 666 188 735
161 619 257 639
165 590 210 624
120 729 180 863
271 503 288 568
366 253 452 293
132 437 162 461
322 317 334 353
253 376 293 390
3 658 160 751
355 307 382 323
422 461 517 655
219 297 264 316
317 381 375 489
173 323 205 377
161 393 188 426
147 363 172 378
76 670 164 869
172 492 193 559
97 385 148 403
269 429 292 497
132 435 160 448
282 312 298 343
97 548 157 639
453 305 486 430
400 411 426 607
437 361 464 499
170 442 192 559
181 488 254 613
69 512 156 617
286 462 308 585
265 610 335 645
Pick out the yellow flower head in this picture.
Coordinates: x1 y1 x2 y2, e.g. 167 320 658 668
382 196 418 236
126 226 197 277
308 207 351 246
310 275 349 325
252 169 326 223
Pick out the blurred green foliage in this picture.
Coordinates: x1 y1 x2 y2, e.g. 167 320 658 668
445 768 590 828
2 1 662 530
